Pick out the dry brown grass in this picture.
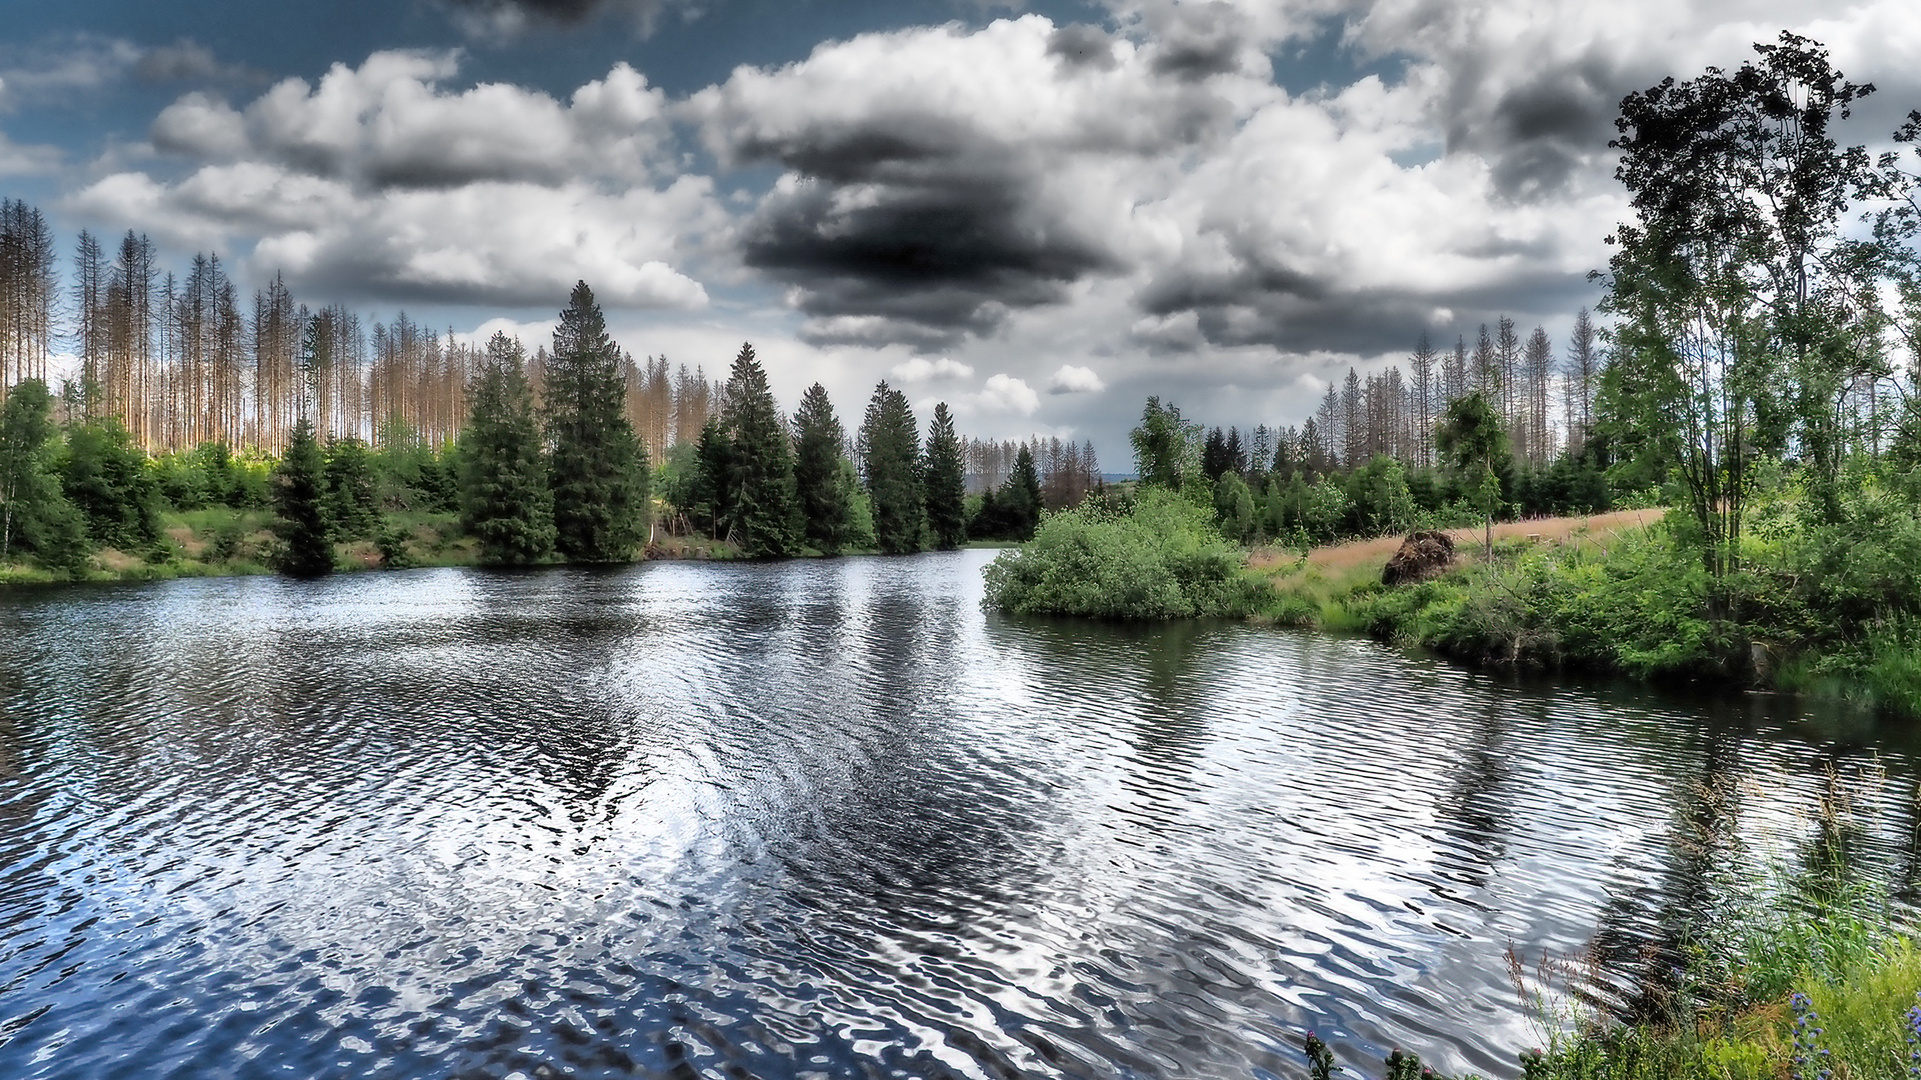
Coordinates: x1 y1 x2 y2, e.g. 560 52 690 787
1247 508 1666 576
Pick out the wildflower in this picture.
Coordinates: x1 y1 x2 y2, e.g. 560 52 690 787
1302 1030 1335 1080
1790 992 1833 1080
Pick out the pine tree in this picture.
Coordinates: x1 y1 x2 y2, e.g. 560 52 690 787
922 402 966 549
545 281 648 562
460 331 555 565
857 381 923 554
720 342 797 558
273 417 333 577
792 382 853 554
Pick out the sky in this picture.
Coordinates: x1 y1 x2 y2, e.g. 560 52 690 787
4 0 1921 466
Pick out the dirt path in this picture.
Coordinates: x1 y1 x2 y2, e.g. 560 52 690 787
1247 508 1666 575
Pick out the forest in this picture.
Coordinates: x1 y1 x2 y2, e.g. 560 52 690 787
984 34 1921 721
0 222 1109 577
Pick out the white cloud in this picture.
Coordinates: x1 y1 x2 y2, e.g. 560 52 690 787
87 51 715 310
1046 364 1106 394
977 373 1041 416
0 132 61 176
889 357 976 383
150 51 673 189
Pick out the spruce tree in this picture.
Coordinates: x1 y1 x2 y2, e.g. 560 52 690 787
546 281 649 562
274 418 333 577
720 342 797 558
792 382 854 555
1000 445 1043 541
857 381 924 555
691 416 736 539
323 436 380 541
922 402 967 550
460 331 556 565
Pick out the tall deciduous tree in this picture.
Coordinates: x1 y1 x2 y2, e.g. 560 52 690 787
0 379 83 567
460 332 554 565
546 281 648 562
1130 396 1195 489
857 381 923 554
1437 391 1509 558
1602 32 1890 598
792 382 854 555
922 402 967 549
721 342 797 558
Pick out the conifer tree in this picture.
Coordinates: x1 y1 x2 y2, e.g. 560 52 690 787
922 402 967 550
545 281 648 562
792 382 853 554
720 342 797 558
857 381 924 555
1001 444 1043 540
460 332 555 565
691 416 737 539
273 417 333 577
323 436 380 541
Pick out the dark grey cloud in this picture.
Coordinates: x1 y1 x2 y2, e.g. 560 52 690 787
439 0 697 38
1448 59 1620 199
1047 24 1119 70
1144 1 1251 81
691 17 1243 349
135 40 261 85
1135 259 1598 357
742 162 1116 349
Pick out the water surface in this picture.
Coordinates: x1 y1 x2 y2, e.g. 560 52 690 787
1 550 1915 1079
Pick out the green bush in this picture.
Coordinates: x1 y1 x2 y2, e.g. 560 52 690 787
982 489 1269 619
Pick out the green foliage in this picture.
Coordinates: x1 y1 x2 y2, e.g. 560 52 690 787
982 489 1269 619
459 331 555 566
323 436 381 541
0 379 86 572
272 418 334 577
792 382 855 555
1345 455 1417 537
1212 471 1257 544
686 416 736 539
1129 396 1197 489
857 381 924 554
1438 391 1510 556
923 402 967 550
545 280 649 562
721 341 798 558
59 418 160 551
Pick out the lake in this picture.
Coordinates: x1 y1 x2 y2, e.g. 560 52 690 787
1 549 1914 1079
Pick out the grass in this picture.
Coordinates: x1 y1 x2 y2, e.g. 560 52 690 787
1249 510 1666 633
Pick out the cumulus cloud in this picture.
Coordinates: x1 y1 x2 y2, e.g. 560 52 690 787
684 15 1238 348
151 51 672 188
1047 364 1106 394
890 357 976 383
977 373 1041 416
101 51 713 310
71 166 716 308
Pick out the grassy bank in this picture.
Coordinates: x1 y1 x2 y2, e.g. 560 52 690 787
0 506 478 585
1251 506 1921 721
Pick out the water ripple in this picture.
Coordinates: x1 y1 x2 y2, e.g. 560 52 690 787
0 552 1913 1079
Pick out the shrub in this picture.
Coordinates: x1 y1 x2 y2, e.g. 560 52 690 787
982 489 1268 619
